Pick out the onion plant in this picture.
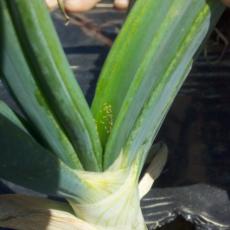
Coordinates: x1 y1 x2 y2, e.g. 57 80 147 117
0 0 225 229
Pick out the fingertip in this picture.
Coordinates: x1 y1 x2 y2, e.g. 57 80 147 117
114 0 129 10
45 0 58 10
64 0 100 12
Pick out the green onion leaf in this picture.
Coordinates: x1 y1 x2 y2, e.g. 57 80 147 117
92 0 224 169
5 0 102 171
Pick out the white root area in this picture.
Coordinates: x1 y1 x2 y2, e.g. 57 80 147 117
69 168 146 230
